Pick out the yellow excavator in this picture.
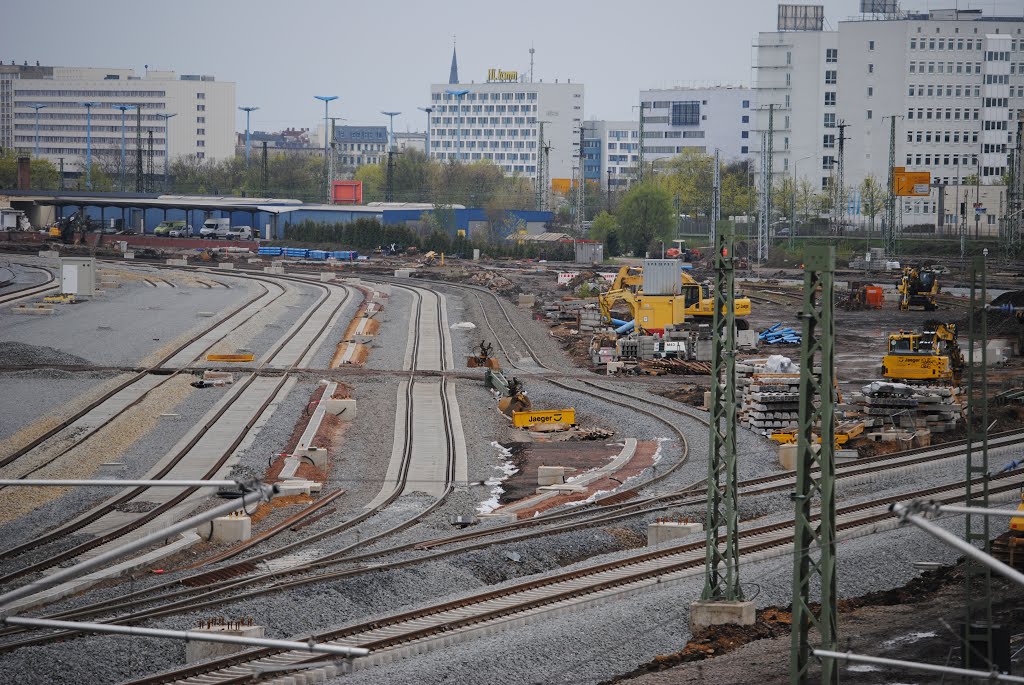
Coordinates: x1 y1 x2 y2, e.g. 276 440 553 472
599 265 752 334
897 267 940 311
881 321 964 382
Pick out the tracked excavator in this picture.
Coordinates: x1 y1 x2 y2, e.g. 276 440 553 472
881 321 964 382
897 266 940 311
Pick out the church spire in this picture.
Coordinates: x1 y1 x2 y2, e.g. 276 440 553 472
448 37 459 85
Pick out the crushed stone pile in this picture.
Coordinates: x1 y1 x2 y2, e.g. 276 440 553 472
0 341 90 367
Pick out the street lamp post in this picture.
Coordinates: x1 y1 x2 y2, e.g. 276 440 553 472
314 96 338 201
381 111 401 151
445 89 469 162
156 113 176 192
417 106 433 160
113 105 136 192
791 155 813 248
29 104 46 158
239 106 258 162
79 102 100 190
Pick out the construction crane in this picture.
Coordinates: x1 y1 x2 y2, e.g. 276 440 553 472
896 266 940 311
881 321 964 382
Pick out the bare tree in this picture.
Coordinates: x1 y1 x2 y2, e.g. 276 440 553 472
859 175 885 234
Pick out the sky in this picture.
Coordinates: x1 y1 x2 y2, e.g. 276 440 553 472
4 0 1023 136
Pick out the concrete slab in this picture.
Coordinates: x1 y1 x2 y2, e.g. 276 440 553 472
185 624 265 664
689 599 756 633
647 521 703 546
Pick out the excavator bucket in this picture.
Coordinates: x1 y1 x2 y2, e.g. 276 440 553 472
498 394 532 417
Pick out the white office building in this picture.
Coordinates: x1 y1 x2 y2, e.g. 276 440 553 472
640 87 754 165
6 64 235 173
837 9 1022 227
754 6 1023 228
428 49 583 181
583 120 639 189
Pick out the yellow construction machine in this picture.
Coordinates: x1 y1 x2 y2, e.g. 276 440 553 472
484 368 532 416
881 321 964 382
897 267 940 311
598 265 751 334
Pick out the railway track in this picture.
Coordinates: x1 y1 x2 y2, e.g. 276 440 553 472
0 268 1013 659
0 268 354 593
0 263 58 306
122 471 1024 685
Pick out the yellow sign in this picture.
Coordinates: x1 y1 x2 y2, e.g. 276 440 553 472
893 169 931 197
511 408 576 428
487 68 519 82
551 178 572 194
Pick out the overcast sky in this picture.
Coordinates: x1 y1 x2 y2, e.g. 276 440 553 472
4 0 1022 135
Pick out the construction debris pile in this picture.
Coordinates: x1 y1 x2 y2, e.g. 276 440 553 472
846 381 962 435
468 270 517 295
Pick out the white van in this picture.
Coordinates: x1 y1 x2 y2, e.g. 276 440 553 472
200 218 230 239
227 226 254 241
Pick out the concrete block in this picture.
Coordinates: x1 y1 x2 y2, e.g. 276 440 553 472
647 521 703 546
123 251 134 259
166 258 188 266
703 391 712 410
778 443 797 470
320 272 334 282
478 512 518 523
38 250 60 259
185 624 265 664
536 483 587 494
689 599 756 634
836 449 860 462
247 257 262 263
537 466 570 486
517 294 536 307
325 398 356 419
296 447 329 470
218 262 235 270
606 361 625 375
209 514 251 543
276 480 313 496
394 269 412 278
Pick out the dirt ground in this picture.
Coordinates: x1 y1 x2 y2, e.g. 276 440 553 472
611 561 1024 684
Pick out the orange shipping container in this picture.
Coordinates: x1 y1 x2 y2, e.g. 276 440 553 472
331 180 363 205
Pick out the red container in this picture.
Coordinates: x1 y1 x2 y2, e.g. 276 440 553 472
331 181 363 205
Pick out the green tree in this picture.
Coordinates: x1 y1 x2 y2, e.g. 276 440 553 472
355 164 385 203
615 181 674 255
659 148 714 218
0 151 60 190
860 175 885 233
588 210 619 257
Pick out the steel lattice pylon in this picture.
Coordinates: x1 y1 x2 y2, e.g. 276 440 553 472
711 149 721 248
883 116 899 258
963 255 993 671
789 246 838 685
701 222 742 602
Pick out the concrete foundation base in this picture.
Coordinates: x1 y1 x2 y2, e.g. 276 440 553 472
166 258 188 266
325 398 356 419
537 465 571 486
296 446 328 470
647 521 703 546
394 269 412 277
218 262 234 269
689 599 756 634
247 257 262 263
536 483 586 494
778 443 797 470
185 624 265 664
320 272 334 282
12 305 54 315
210 514 251 543
123 251 134 259
277 480 317 496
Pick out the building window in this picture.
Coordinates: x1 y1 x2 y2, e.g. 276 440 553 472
823 134 835 148
197 92 205 100
824 113 836 128
741 146 748 154
825 70 837 84
670 101 700 126
741 115 749 123
197 140 205 147
197 116 205 123
867 87 873 97
869 40 875 50
824 92 836 106
826 48 838 63
868 63 874 73
742 99 749 108
197 152 204 159
197 128 205 135
822 156 835 170
867 110 873 119
786 51 792 65
197 104 205 111
741 131 749 139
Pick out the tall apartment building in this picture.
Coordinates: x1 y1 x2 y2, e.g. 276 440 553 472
640 87 754 166
428 50 583 181
4 64 235 174
583 120 640 189
754 6 1023 226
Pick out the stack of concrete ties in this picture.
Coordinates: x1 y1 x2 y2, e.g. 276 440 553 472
736 360 822 436
852 382 962 434
578 308 602 332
